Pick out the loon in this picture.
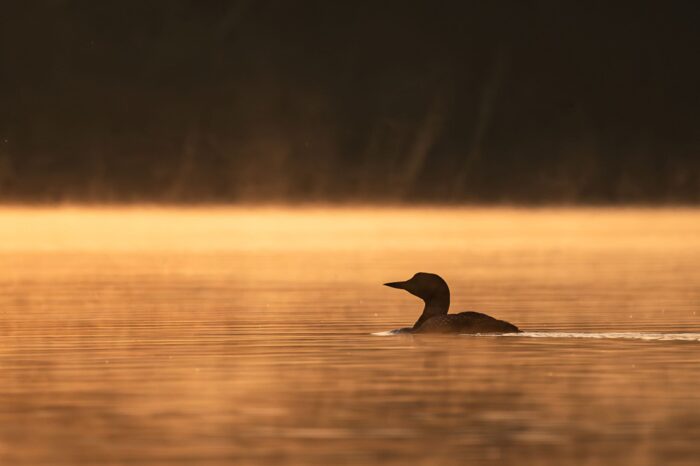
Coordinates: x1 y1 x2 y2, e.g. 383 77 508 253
384 272 520 334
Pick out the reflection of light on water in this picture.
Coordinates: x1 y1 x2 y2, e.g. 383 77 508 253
1 206 700 465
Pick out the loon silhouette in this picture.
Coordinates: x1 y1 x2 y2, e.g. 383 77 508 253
384 272 520 334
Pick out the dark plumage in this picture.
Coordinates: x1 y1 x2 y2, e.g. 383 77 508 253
384 272 520 334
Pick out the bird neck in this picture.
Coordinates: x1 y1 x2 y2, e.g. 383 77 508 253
412 292 450 329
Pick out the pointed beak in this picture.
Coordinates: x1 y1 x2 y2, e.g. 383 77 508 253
383 281 407 289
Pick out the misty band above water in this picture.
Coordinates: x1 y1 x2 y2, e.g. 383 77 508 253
374 330 700 341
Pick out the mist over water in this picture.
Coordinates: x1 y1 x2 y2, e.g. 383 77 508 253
2 207 700 465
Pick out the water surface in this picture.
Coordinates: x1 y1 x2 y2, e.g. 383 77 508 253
1 207 700 465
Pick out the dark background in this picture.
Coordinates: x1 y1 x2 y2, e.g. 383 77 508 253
1 1 698 204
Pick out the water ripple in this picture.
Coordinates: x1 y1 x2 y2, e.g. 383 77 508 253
373 330 700 341
507 332 700 341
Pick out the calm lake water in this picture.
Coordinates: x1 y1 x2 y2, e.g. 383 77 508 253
1 207 700 465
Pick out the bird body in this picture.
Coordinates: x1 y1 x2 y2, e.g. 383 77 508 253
412 311 519 334
384 272 519 334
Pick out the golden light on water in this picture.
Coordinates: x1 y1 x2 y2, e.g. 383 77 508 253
2 207 700 252
2 207 700 465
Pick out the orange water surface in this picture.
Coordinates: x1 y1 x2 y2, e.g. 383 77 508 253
1 207 700 465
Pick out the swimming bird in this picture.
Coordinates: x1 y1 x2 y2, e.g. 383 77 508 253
384 272 520 334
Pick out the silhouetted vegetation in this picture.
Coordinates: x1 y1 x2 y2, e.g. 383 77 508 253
1 1 698 204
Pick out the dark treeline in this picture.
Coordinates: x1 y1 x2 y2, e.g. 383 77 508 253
0 1 698 204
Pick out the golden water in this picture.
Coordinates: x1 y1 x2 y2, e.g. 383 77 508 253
1 207 700 465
